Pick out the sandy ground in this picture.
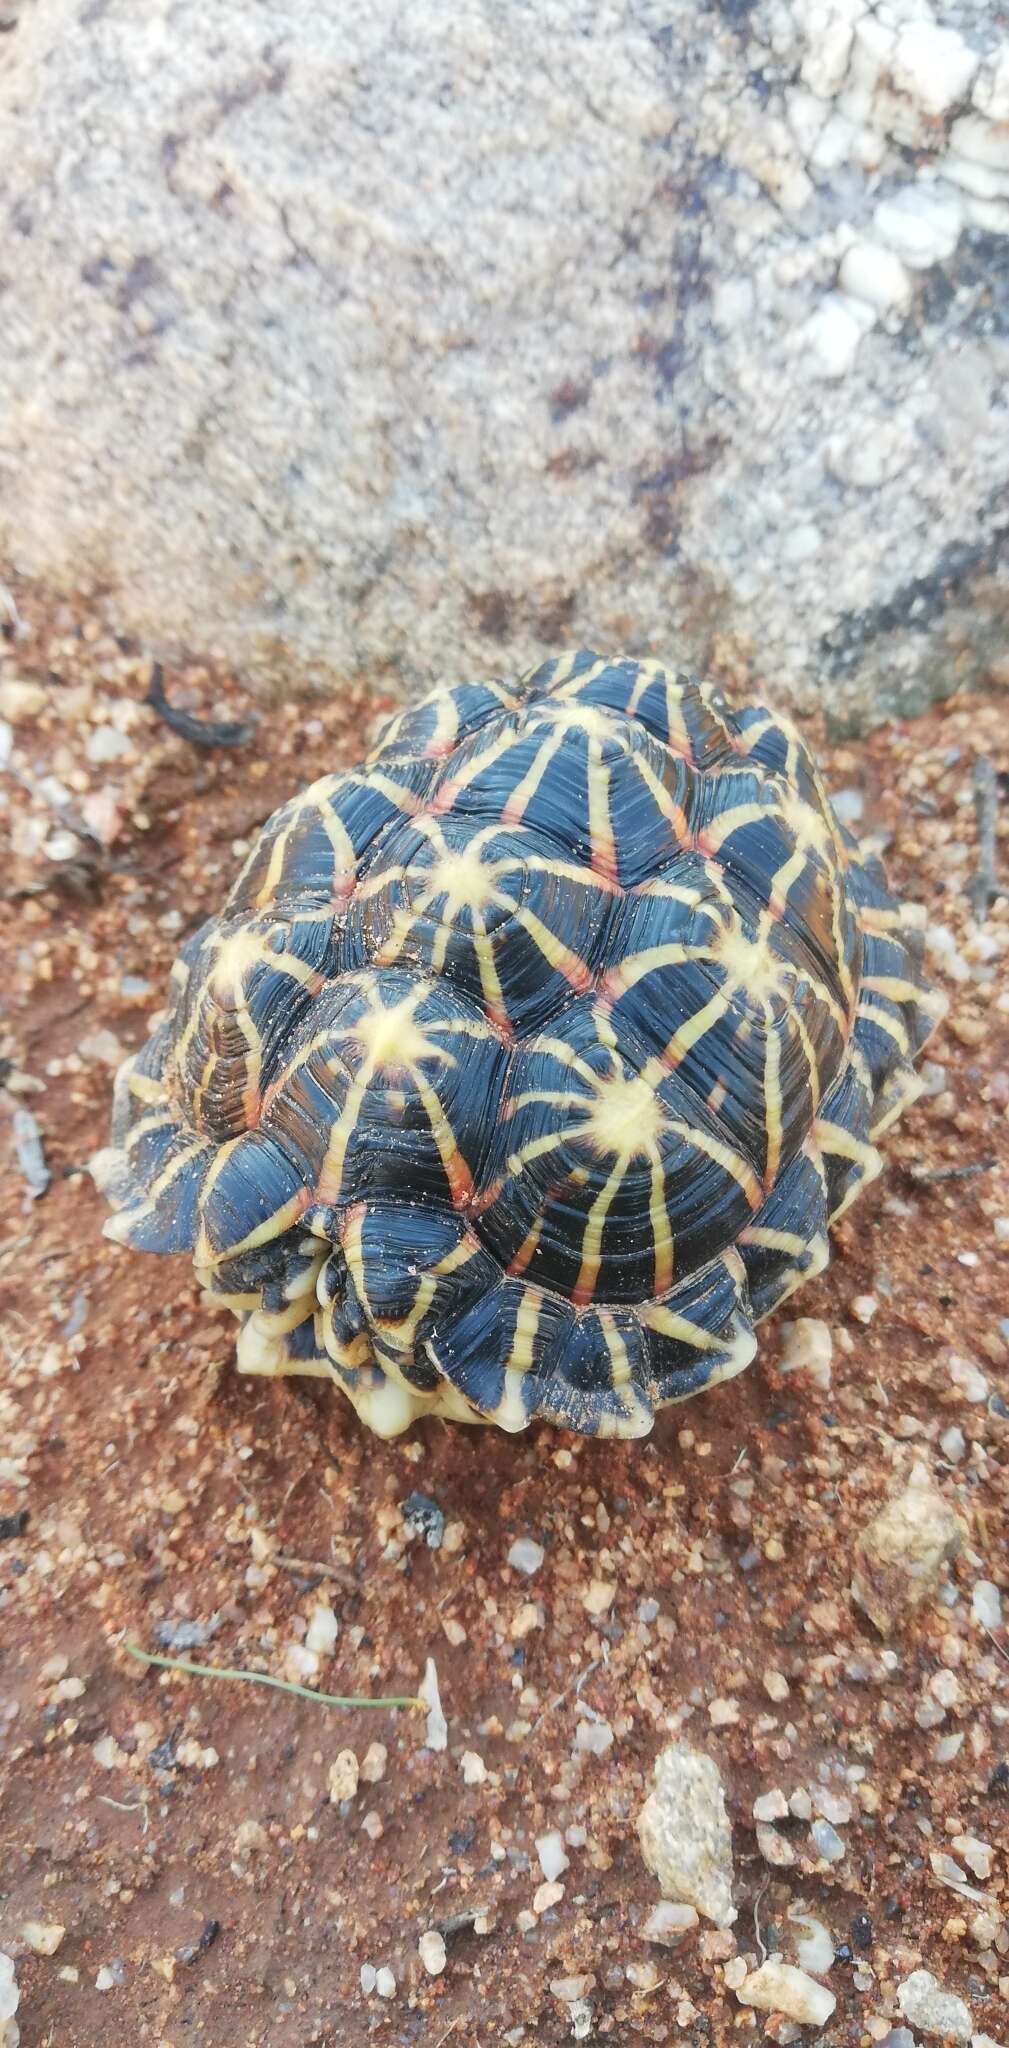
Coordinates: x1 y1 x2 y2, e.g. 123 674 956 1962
0 571 1007 2048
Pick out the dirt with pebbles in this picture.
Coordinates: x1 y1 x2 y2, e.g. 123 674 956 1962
0 570 1007 2048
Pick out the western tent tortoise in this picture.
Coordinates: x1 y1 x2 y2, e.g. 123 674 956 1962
95 652 945 1438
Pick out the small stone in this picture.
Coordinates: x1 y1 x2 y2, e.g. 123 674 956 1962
85 723 133 763
419 1657 447 1751
19 1923 64 1957
851 1463 964 1634
757 1823 796 1868
810 1820 845 1864
763 1668 790 1703
708 1696 739 1727
574 1717 613 1756
418 1930 447 1977
533 1879 564 1914
788 1910 834 1978
753 1788 789 1823
233 1820 268 1855
778 1318 833 1390
640 1901 699 1946
0 678 46 721
359 1964 377 1994
92 1734 127 1770
360 1741 387 1783
375 1966 396 1999
535 1830 569 1883
788 1787 813 1821
507 1537 545 1576
327 1750 359 1802
951 1834 993 1881
401 1491 445 1550
940 1426 967 1463
304 1605 338 1655
838 242 911 314
550 1974 596 2002
896 1967 972 2042
461 1750 487 1785
948 1353 990 1403
850 1293 878 1325
582 1579 615 1616
626 1960 660 1991
636 1741 736 1928
736 1959 836 2028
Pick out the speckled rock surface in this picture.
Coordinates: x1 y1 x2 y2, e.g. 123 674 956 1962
636 1743 737 1927
0 0 1008 725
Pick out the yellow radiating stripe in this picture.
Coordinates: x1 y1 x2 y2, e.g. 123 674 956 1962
629 747 691 845
373 904 419 968
505 903 593 988
605 940 713 994
523 851 621 894
356 864 407 902
509 1126 575 1174
698 798 769 854
661 986 731 1067
504 1087 585 1118
856 997 909 1054
764 841 807 920
410 1068 474 1207
790 1003 821 1115
502 722 567 824
574 1158 626 1302
862 972 928 1006
509 1288 542 1373
125 1108 177 1156
738 1223 807 1254
469 905 507 1022
532 1038 600 1087
436 725 520 807
665 1116 763 1208
507 1216 544 1277
650 1154 673 1294
641 1301 713 1351
599 1309 633 1387
587 734 617 877
761 1000 783 1187
122 1061 167 1107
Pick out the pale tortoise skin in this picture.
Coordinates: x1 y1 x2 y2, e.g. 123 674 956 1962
93 651 945 1439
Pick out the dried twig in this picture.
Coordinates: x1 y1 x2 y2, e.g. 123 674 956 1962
967 755 1000 918
273 1551 359 1590
124 1640 423 1711
145 661 254 750
910 1157 996 1185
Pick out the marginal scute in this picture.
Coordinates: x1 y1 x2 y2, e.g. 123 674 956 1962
94 649 945 1438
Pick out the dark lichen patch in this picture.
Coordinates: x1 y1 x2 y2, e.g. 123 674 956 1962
548 378 591 424
469 588 515 642
821 521 1009 677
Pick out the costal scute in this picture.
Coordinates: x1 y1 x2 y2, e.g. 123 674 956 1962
92 652 945 1438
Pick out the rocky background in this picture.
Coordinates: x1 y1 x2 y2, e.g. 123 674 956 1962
0 0 1007 729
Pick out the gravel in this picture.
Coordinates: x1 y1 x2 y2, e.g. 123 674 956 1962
896 1967 973 2041
851 1462 965 1634
636 1742 736 1928
736 1958 836 2027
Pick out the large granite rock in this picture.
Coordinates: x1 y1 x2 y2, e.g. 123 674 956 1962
1 0 1007 726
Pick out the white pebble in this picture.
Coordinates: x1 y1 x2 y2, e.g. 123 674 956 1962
359 1964 376 1993
778 1319 833 1390
737 1959 836 2028
304 1604 338 1656
896 1967 972 2042
947 1352 990 1402
85 724 133 764
810 1819 845 1863
640 1901 699 1946
375 1965 396 1999
461 1750 487 1785
874 182 962 269
890 23 978 117
19 1922 64 1957
971 1581 1002 1630
788 1909 834 1978
0 1955 18 2026
360 1741 387 1783
574 1717 613 1756
850 1293 878 1325
535 1830 570 1883
507 1537 545 1576
838 241 911 313
753 1788 789 1823
940 1426 966 1463
418 1930 447 1976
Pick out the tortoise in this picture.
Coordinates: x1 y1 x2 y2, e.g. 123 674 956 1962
93 651 945 1439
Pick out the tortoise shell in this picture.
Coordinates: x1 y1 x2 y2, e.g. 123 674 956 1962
94 651 945 1439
